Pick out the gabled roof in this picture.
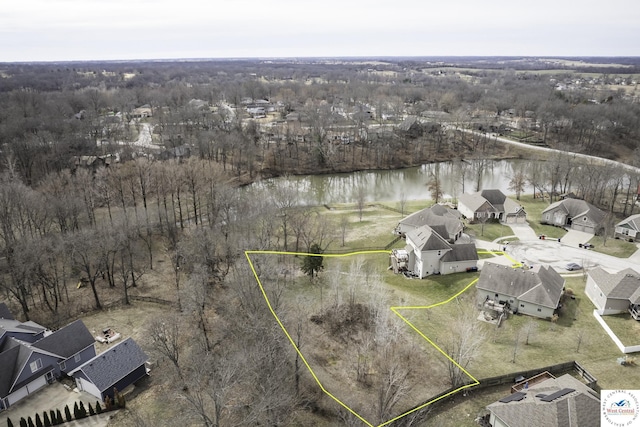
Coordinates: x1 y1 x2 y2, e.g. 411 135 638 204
542 199 605 225
71 338 148 393
406 225 451 251
477 263 565 309
0 318 46 337
487 374 599 427
399 205 462 237
0 345 20 397
588 267 640 304
616 213 640 231
32 320 94 359
0 337 61 398
440 244 479 262
459 189 523 215
0 302 14 320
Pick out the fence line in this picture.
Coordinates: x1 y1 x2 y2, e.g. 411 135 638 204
593 310 640 354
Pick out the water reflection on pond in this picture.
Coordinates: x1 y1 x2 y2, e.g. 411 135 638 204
251 159 534 205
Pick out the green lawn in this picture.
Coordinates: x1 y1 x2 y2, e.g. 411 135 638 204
601 313 640 346
589 236 638 258
465 221 514 242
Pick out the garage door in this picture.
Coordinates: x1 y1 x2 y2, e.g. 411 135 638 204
7 375 48 406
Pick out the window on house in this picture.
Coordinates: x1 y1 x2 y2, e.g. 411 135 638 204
59 361 66 371
74 353 81 363
30 358 43 373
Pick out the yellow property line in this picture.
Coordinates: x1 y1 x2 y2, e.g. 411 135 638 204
244 249 497 426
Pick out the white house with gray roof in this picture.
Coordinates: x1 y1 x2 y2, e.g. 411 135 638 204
541 198 605 234
458 189 526 224
476 263 565 320
585 267 640 317
394 204 463 242
614 213 640 242
405 225 477 278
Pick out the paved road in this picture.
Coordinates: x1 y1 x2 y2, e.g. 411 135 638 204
476 222 640 274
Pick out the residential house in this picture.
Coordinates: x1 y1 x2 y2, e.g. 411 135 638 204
394 204 463 242
32 320 96 375
476 262 565 320
70 338 148 402
614 213 640 242
0 305 147 411
458 190 526 224
396 116 423 139
540 199 605 234
404 225 477 278
131 105 153 119
485 373 599 427
584 267 640 319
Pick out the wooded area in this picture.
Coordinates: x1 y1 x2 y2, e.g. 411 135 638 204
1 57 640 426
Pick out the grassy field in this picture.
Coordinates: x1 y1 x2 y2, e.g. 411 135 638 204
311 200 637 426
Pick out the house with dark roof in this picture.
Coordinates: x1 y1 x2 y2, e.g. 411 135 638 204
394 204 463 242
0 303 14 320
614 213 640 242
458 189 526 224
70 338 148 401
485 373 600 427
585 267 640 319
32 320 96 375
541 199 605 234
476 262 565 320
404 225 478 278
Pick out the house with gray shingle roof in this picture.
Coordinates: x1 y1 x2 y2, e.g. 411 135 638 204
614 213 640 242
585 267 640 317
458 189 526 224
541 198 605 234
70 337 148 401
32 319 96 375
405 225 478 278
394 204 463 242
476 262 565 320
0 303 14 320
485 373 600 427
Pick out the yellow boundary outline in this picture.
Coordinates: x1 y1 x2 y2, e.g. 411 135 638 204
244 249 519 426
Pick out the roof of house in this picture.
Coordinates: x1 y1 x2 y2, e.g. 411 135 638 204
616 213 640 231
70 338 148 393
32 320 94 359
0 318 47 337
459 189 524 215
0 303 14 320
406 225 451 252
542 199 605 225
487 374 600 427
477 263 565 309
588 267 640 303
440 244 479 262
398 205 463 237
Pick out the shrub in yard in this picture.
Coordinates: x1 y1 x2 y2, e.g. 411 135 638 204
34 414 42 427
73 402 79 420
55 410 63 426
19 418 26 427
64 405 72 423
104 395 113 411
88 402 95 416
95 401 103 414
27 417 34 427
42 412 50 427
78 402 87 419
7 417 14 427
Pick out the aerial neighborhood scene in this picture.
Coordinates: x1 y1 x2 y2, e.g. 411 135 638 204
2 1 640 427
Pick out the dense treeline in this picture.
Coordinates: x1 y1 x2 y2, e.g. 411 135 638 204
1 58 640 426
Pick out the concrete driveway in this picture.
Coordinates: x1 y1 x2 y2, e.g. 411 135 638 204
2 383 112 427
474 222 640 274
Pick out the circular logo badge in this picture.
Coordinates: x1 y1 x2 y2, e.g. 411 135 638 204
602 390 640 426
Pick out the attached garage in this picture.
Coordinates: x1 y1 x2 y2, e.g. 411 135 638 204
6 374 48 406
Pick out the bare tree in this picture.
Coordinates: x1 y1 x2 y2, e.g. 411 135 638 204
148 314 182 375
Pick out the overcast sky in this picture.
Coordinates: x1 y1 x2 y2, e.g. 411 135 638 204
2 0 639 62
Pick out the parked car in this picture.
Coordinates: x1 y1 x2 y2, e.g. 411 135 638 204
565 262 582 271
